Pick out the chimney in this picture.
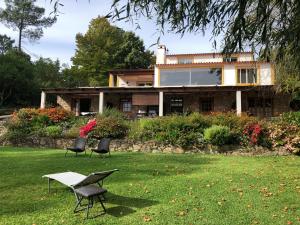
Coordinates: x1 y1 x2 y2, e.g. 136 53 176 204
156 45 167 64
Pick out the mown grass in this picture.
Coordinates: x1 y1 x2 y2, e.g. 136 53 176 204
0 147 299 225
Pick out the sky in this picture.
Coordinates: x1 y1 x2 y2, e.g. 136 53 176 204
0 0 221 66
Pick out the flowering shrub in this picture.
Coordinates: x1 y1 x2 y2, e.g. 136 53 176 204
267 121 300 154
79 119 97 137
13 107 73 123
242 123 263 145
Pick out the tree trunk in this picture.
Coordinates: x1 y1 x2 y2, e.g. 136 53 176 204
18 17 24 51
18 27 22 51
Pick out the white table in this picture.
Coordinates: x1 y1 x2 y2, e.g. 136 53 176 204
43 172 87 193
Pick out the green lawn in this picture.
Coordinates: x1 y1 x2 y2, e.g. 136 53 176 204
0 147 299 225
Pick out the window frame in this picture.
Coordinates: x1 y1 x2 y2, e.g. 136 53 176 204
121 99 132 112
170 97 183 114
236 68 258 85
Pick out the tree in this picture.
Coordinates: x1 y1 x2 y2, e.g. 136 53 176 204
0 49 38 107
0 34 14 54
108 1 300 64
0 0 56 51
71 17 154 86
33 57 62 88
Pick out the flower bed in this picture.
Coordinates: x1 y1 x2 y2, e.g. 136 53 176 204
1 108 299 155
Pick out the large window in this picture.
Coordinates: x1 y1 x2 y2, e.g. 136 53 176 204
160 68 222 86
191 68 222 85
160 70 190 86
237 68 257 84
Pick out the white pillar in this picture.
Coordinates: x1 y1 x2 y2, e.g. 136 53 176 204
99 92 104 114
236 90 242 116
75 99 80 116
159 91 164 116
40 91 46 109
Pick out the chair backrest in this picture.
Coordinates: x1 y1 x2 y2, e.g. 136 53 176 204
74 137 87 150
73 169 118 188
97 138 111 152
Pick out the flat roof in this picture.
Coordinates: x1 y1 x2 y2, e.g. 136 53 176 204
166 52 253 57
43 85 276 94
156 61 271 67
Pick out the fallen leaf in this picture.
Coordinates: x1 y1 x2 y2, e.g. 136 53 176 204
143 216 151 222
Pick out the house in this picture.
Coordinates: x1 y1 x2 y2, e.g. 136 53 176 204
41 45 291 118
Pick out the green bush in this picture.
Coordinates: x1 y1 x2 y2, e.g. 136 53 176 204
90 112 128 139
64 126 80 138
45 125 63 138
127 114 209 148
280 112 300 125
204 125 231 146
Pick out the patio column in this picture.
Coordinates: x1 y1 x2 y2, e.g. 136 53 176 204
99 92 104 114
159 91 164 116
40 91 46 109
236 90 242 116
75 99 80 116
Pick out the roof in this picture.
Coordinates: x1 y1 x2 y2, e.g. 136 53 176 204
42 85 276 94
108 69 154 75
166 52 253 57
156 61 271 67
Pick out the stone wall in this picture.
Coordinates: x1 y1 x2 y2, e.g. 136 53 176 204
1 136 290 155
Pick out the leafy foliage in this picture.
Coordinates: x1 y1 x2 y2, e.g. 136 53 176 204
0 34 14 54
204 125 231 146
45 125 62 138
86 108 129 139
0 49 38 107
70 17 154 86
0 0 56 50
109 0 300 65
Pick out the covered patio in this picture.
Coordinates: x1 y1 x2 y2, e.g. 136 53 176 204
40 86 290 118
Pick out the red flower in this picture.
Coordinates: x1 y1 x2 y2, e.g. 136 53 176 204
80 119 97 137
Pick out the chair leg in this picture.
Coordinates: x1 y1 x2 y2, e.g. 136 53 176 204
86 197 93 219
65 150 68 157
98 195 106 212
74 196 83 213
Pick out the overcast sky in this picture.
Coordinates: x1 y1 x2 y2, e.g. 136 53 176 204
0 0 221 65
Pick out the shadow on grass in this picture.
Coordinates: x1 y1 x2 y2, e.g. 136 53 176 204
104 192 158 217
106 206 136 217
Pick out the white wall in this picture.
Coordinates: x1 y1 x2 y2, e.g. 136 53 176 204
260 64 273 85
166 57 178 64
223 65 236 85
154 67 159 87
238 54 253 61
194 55 223 63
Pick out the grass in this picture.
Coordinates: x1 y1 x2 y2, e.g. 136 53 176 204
0 147 299 225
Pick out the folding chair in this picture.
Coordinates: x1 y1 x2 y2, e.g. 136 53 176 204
43 169 118 218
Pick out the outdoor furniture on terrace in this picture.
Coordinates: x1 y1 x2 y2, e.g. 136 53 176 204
90 138 111 157
42 169 118 219
65 137 87 157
